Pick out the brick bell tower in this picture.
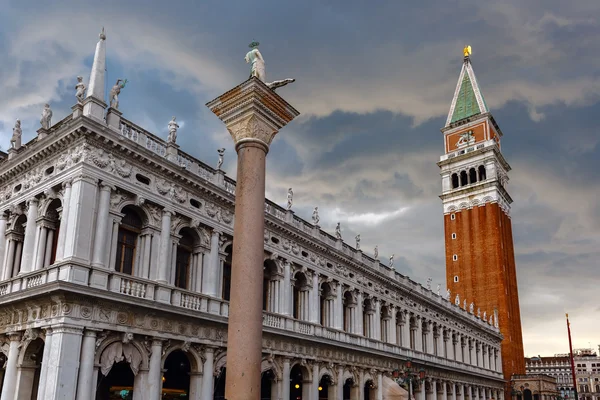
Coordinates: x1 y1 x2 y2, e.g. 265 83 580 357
438 47 525 393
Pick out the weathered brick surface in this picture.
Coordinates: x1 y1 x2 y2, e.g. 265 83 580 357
445 203 525 394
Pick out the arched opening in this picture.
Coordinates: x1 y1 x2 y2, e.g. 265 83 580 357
115 206 143 275
469 167 477 184
38 198 61 268
409 316 417 350
175 229 195 289
460 171 468 186
533 393 540 400
478 165 486 181
261 369 275 400
364 379 375 400
222 245 232 301
343 378 356 400
5 213 26 278
290 364 308 399
451 173 459 189
395 310 404 346
319 374 334 399
214 367 226 400
292 272 309 320
96 361 135 400
263 259 280 312
15 337 44 400
320 282 334 327
362 298 374 338
523 389 533 400
162 350 190 398
343 291 355 333
380 305 390 342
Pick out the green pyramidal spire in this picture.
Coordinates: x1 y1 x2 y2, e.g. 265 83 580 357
446 51 489 127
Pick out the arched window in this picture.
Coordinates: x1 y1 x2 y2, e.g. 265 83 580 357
174 229 194 289
395 310 404 346
363 298 374 338
478 165 486 180
469 167 477 184
380 306 390 342
263 259 279 312
460 171 468 186
115 206 143 275
5 213 26 278
320 282 334 327
343 291 354 333
292 272 308 320
451 173 459 189
222 245 232 301
409 316 417 350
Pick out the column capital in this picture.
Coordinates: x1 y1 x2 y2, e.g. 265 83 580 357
162 208 174 217
62 180 73 189
99 182 115 192
83 328 103 338
27 198 39 207
72 174 98 185
7 332 22 342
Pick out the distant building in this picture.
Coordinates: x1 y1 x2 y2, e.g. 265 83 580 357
526 355 574 399
573 348 600 400
511 374 559 400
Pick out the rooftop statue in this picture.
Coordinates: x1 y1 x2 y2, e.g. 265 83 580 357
11 119 22 149
40 104 53 130
167 117 179 144
312 207 320 226
355 234 360 251
109 79 128 109
426 278 432 290
446 288 451 301
437 284 441 296
216 148 225 170
335 222 342 240
455 294 460 306
75 76 86 104
389 254 394 268
469 302 474 314
245 41 266 82
286 188 293 210
374 245 378 259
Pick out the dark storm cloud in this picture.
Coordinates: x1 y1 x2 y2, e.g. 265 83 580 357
0 0 598 356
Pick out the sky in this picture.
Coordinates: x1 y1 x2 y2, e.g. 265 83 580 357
0 0 598 357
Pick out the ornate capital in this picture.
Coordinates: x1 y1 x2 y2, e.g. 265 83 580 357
226 115 277 151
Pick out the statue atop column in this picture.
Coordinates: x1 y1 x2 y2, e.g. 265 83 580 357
286 188 293 210
355 234 360 250
109 79 128 109
75 76 86 104
335 222 342 240
389 254 394 268
374 245 378 259
312 207 320 226
216 148 225 170
40 104 53 130
167 117 179 144
245 41 266 82
11 119 22 149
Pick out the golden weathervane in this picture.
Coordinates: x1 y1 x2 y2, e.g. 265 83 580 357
464 45 472 57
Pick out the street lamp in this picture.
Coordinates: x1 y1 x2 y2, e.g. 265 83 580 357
393 360 427 400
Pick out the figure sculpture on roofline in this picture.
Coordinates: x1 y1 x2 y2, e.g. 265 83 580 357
11 119 22 149
446 288 451 301
167 117 179 144
286 188 293 210
355 234 360 251
75 76 86 104
455 294 460 306
469 302 474 314
244 40 295 91
335 222 342 240
216 148 225 170
374 245 378 259
40 104 53 130
109 79 128 109
389 254 394 268
312 207 320 226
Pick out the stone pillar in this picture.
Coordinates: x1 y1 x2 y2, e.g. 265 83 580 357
0 333 22 400
44 229 55 268
40 325 83 399
207 78 299 400
402 314 411 348
426 322 434 355
443 381 448 400
34 225 48 271
377 373 384 400
312 362 320 400
147 339 163 399
0 215 8 280
310 272 319 323
459 384 465 400
436 331 444 357
337 365 345 400
75 329 99 400
36 328 52 400
55 181 72 261
374 299 381 340
189 372 202 400
203 230 220 297
282 260 292 316
415 316 423 352
63 175 98 262
356 291 363 335
334 283 343 329
201 348 214 400
91 183 113 267
157 210 172 283
20 198 39 274
389 306 397 344
283 358 291 400
432 380 438 400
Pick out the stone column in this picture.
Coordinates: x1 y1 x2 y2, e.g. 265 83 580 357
203 230 220 297
334 283 343 329
356 291 363 335
75 329 99 400
0 332 22 400
34 225 48 271
443 381 448 400
377 373 384 400
312 362 320 400
415 316 423 352
0 215 8 280
64 175 99 262
283 261 292 315
36 328 52 400
436 331 444 357
337 365 345 400
189 372 202 400
402 313 411 348
91 183 113 267
20 198 39 274
459 384 465 400
207 77 299 400
374 299 381 340
147 339 163 399
40 325 83 399
157 210 172 283
44 229 55 268
55 181 72 261
282 358 291 400
310 272 319 323
426 322 434 355
3 239 16 281
201 348 214 400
